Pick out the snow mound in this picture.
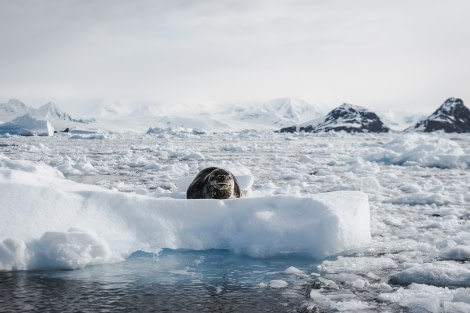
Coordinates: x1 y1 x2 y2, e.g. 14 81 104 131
0 157 371 271
365 133 470 168
0 114 54 136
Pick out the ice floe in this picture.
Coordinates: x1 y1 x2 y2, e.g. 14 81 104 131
0 156 371 270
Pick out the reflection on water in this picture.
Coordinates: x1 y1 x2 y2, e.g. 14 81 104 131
0 249 319 312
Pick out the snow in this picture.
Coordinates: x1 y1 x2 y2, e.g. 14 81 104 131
1 130 470 312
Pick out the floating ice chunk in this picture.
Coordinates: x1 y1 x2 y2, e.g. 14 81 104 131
55 156 97 176
68 128 106 139
387 193 453 206
28 228 111 270
282 266 308 278
354 177 381 192
348 158 380 174
366 133 470 168
351 279 367 289
298 155 317 164
0 239 26 271
453 288 470 304
390 261 470 287
0 155 64 179
319 256 398 274
399 183 422 193
269 280 288 288
69 134 105 140
309 289 332 305
440 246 470 261
182 151 205 160
332 300 373 312
378 283 470 312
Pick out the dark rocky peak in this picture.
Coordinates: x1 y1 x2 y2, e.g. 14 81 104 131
407 98 470 133
304 104 390 133
280 103 390 133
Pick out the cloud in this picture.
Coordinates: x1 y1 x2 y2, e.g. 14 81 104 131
1 0 470 113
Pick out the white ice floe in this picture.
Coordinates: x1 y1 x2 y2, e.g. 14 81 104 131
0 156 371 270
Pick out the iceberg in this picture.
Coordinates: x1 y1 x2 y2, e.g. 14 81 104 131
0 114 54 136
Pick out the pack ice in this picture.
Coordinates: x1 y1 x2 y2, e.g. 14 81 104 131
0 156 370 271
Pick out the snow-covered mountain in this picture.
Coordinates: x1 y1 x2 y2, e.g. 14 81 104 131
280 103 390 133
0 99 95 131
35 102 81 122
219 97 325 129
377 110 426 132
406 98 470 133
0 99 30 123
141 97 326 134
4 96 469 135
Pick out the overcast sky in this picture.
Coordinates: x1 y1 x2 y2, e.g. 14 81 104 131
1 0 469 115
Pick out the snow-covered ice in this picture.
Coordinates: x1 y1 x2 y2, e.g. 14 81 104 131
0 155 370 270
1 131 470 312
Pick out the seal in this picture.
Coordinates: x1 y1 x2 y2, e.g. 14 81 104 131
186 167 242 199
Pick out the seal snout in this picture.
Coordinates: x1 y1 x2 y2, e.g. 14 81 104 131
215 174 230 183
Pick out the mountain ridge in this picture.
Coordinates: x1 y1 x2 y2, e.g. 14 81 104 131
0 99 95 131
2 97 469 134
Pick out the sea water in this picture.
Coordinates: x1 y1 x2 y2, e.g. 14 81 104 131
1 249 320 312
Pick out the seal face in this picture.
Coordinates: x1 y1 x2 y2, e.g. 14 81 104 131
186 167 242 199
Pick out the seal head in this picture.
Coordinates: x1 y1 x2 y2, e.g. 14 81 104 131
186 167 242 199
